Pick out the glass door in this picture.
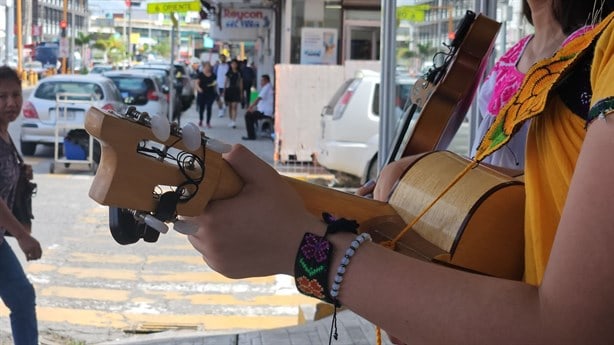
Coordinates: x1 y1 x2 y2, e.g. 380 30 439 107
346 25 380 60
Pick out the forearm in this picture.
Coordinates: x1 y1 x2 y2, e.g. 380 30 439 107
0 199 31 240
325 232 544 344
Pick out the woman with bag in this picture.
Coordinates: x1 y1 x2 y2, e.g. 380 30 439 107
0 65 43 345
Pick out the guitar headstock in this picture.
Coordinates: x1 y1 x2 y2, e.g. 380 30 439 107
84 106 243 224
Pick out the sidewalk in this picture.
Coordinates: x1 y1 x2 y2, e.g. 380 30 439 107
180 104 334 184
98 310 392 345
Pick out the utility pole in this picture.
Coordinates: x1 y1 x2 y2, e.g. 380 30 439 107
62 0 68 74
16 0 22 73
125 0 132 66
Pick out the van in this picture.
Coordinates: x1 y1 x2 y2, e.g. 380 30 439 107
317 70 416 186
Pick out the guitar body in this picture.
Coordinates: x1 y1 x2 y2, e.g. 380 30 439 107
379 151 524 280
292 151 525 281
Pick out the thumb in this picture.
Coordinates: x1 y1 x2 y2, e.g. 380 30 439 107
222 144 278 184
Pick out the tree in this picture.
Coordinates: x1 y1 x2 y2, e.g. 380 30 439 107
75 32 93 72
92 36 126 66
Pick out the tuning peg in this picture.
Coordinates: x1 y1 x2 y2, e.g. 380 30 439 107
173 220 199 235
151 115 171 142
182 122 202 151
142 214 169 234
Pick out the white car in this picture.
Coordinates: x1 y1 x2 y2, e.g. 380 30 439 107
318 70 471 186
19 74 126 156
103 70 170 119
317 70 416 185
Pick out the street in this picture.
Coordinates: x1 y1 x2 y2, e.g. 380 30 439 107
1 89 323 344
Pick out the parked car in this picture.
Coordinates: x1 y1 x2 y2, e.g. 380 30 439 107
318 70 470 186
131 62 194 112
318 70 415 185
127 67 182 121
103 70 170 119
19 74 126 156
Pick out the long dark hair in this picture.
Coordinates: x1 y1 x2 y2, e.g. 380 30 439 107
0 65 22 87
524 0 614 35
554 0 614 34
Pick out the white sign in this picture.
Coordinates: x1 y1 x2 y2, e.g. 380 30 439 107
300 28 338 65
59 38 69 58
209 8 272 41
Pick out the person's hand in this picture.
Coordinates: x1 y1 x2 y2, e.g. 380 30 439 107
188 145 324 278
17 234 42 261
247 105 255 112
371 155 422 201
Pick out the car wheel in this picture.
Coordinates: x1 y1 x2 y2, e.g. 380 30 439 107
20 141 37 156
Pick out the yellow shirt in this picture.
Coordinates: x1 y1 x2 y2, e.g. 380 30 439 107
524 16 614 285
474 12 614 285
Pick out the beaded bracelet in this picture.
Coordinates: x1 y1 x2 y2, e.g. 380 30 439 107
294 232 336 304
330 232 372 301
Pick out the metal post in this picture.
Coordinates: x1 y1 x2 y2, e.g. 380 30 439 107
6 0 14 66
169 12 177 121
71 0 76 73
378 0 397 172
127 2 132 65
16 0 22 73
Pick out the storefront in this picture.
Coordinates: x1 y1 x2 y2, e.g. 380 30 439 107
282 0 381 65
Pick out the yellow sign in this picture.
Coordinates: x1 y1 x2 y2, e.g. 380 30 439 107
146 1 200 14
397 5 431 22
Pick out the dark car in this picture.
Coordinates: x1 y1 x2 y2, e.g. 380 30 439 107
132 62 195 112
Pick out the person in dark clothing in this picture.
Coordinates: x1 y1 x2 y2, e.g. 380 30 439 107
224 59 243 128
240 60 256 109
195 62 218 128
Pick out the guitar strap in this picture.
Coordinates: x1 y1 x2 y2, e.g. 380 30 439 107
474 12 614 162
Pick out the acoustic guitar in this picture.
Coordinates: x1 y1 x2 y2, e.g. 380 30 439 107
84 107 525 281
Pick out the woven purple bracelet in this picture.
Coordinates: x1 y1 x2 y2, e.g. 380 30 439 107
294 232 336 305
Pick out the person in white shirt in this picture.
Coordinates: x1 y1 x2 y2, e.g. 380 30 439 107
242 74 274 140
214 55 229 117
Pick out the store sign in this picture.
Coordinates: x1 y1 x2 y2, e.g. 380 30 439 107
221 9 270 29
209 8 272 41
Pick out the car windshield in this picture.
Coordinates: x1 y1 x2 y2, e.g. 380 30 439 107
108 76 155 106
35 81 104 101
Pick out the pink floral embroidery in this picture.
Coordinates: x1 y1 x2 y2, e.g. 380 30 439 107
485 36 531 117
486 26 592 117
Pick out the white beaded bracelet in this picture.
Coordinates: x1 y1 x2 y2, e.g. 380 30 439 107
330 233 372 300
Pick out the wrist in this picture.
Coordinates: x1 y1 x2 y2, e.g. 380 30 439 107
293 214 360 303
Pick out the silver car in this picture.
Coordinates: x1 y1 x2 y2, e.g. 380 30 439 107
19 74 125 155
